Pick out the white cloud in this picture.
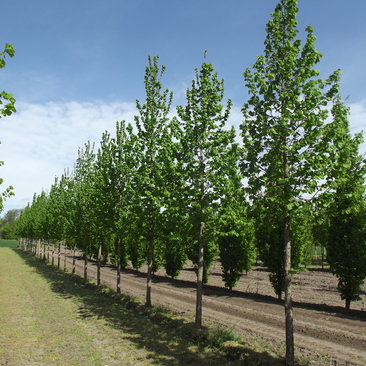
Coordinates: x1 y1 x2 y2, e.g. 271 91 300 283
0 98 365 215
349 99 366 154
0 100 137 213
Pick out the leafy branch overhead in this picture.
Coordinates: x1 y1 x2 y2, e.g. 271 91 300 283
0 43 16 117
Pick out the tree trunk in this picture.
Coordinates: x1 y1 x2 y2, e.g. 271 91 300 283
63 245 67 271
146 235 154 307
47 241 50 262
345 298 351 310
284 217 294 366
97 241 102 286
43 242 46 261
52 242 55 266
57 241 61 269
72 246 76 274
195 221 205 328
117 237 121 294
84 253 88 282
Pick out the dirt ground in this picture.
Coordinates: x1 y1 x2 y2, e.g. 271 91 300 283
38 245 366 365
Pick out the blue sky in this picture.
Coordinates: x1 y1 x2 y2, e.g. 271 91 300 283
1 0 366 213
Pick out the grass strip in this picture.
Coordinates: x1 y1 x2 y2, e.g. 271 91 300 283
1 248 336 365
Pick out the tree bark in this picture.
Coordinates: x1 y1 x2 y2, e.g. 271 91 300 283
63 245 67 271
57 241 61 269
84 253 88 282
284 216 294 366
72 246 76 274
51 242 55 266
97 241 102 286
195 221 205 328
116 237 121 294
146 235 154 307
345 298 351 310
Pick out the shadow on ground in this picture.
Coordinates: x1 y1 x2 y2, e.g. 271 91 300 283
14 248 287 366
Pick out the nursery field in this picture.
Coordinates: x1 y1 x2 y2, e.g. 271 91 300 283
41 246 366 365
2 246 366 365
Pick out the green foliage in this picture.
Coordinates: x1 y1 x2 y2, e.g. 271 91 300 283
176 58 235 278
241 0 339 294
128 233 146 270
163 238 187 279
161 210 189 279
206 325 239 348
68 142 96 254
0 209 21 239
241 1 341 362
254 202 313 298
0 43 16 214
324 98 366 309
133 55 173 304
217 149 255 291
175 56 236 326
0 43 16 118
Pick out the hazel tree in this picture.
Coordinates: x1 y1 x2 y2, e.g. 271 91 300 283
240 0 340 364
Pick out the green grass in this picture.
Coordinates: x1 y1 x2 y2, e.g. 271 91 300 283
0 238 18 247
0 248 334 366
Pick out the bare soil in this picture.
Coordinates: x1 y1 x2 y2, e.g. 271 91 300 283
40 245 366 365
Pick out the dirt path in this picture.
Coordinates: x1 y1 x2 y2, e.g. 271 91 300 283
39 245 366 365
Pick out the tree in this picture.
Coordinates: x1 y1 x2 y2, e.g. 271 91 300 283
218 148 255 291
325 98 366 310
176 56 235 327
69 142 96 281
0 209 21 239
240 0 340 364
110 121 137 292
218 200 255 291
0 43 16 213
134 56 173 306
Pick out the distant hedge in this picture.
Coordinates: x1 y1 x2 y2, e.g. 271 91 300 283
0 239 18 248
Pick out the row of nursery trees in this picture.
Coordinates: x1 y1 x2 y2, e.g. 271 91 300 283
15 1 366 365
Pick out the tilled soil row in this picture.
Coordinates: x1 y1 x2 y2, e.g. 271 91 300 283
36 246 366 365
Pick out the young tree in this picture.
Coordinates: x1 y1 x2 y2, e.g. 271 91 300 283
110 121 137 292
325 98 366 310
240 1 340 363
134 56 173 306
218 148 256 291
176 56 235 327
218 200 255 291
69 142 96 282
